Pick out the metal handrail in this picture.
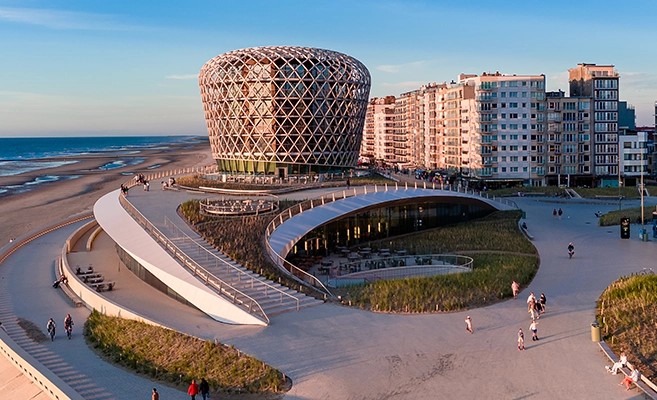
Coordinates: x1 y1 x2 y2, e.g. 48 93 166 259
118 194 270 325
163 216 300 310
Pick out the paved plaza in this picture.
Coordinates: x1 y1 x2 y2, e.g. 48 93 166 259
1 186 656 399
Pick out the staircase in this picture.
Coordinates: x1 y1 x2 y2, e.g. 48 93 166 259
565 188 581 198
168 233 324 317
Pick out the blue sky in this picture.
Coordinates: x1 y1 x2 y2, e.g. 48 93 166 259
1 0 656 137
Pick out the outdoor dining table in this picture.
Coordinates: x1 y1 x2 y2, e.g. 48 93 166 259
341 249 351 257
396 250 407 256
379 248 390 253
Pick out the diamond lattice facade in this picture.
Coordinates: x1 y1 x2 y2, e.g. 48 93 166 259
199 46 371 175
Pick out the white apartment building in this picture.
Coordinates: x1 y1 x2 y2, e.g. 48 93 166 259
469 73 546 185
361 96 396 164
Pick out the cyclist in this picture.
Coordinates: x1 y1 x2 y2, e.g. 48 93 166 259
567 242 575 259
64 314 74 340
46 318 56 341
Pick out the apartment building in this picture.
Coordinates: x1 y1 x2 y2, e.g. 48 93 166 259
468 73 546 185
569 63 620 186
542 91 594 187
361 96 396 164
362 63 635 188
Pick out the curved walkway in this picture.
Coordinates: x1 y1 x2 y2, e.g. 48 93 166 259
2 187 657 399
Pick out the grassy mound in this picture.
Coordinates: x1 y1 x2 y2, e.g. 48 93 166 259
350 254 538 312
344 211 539 312
597 274 657 381
84 311 286 394
598 206 654 226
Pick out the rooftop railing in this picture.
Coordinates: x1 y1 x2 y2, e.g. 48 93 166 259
119 194 270 325
265 182 517 296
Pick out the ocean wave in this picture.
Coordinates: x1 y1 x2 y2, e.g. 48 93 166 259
0 160 80 177
98 157 145 171
0 175 82 196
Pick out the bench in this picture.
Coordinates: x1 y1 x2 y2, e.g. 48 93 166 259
89 282 115 292
599 341 657 399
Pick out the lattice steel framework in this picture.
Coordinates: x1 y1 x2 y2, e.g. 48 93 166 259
199 46 371 174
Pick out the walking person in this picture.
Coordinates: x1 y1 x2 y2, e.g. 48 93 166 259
526 292 536 304
152 388 159 400
517 328 525 351
188 379 200 400
63 314 74 339
200 378 210 400
539 293 547 314
558 208 563 219
46 318 56 341
465 316 473 334
553 209 557 218
530 320 539 341
511 280 520 299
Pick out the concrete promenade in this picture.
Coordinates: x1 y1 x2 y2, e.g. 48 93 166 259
2 185 657 399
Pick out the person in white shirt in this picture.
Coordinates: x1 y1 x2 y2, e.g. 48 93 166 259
608 352 628 375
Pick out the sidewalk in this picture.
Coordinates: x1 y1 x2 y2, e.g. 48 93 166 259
2 188 655 399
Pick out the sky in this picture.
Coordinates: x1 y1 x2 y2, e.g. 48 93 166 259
1 0 656 137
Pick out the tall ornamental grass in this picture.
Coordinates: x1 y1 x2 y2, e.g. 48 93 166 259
346 211 539 313
84 311 285 393
597 274 657 381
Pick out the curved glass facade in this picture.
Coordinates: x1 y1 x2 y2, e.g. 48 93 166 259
199 46 371 174
288 199 495 258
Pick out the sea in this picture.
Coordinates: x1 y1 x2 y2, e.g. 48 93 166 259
0 135 207 196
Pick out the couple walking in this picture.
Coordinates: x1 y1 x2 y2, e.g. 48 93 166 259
187 378 210 400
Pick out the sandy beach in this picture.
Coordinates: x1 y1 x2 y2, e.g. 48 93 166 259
0 140 213 245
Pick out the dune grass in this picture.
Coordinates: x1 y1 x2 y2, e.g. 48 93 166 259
598 206 655 226
344 211 539 313
84 311 286 394
597 274 657 381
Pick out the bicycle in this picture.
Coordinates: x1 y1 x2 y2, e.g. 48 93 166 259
48 327 56 341
65 324 72 340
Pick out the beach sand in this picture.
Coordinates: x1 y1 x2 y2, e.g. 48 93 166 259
0 141 213 245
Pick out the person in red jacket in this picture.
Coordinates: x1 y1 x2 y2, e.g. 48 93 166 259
187 379 200 400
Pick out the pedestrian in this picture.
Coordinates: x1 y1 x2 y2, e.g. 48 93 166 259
530 320 539 341
188 379 200 400
152 388 159 400
465 316 473 334
539 293 546 314
553 209 557 218
526 292 536 305
346 178 350 189
517 328 525 350
511 280 520 299
558 208 563 219
528 300 539 321
46 318 56 341
161 181 167 190
200 378 210 400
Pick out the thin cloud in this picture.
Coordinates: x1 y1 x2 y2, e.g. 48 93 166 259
376 61 427 74
166 74 199 80
380 81 427 91
0 7 139 30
